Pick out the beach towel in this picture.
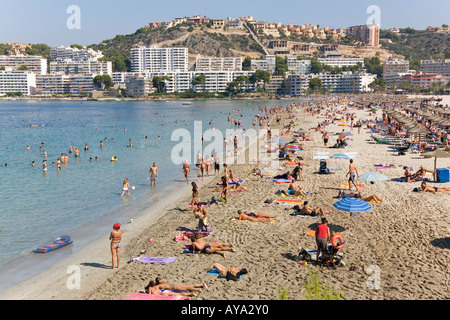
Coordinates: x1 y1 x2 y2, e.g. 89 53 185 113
135 256 178 264
217 179 243 185
124 293 186 300
339 183 364 188
374 164 396 169
274 179 293 183
274 199 304 205
290 212 320 218
202 269 245 279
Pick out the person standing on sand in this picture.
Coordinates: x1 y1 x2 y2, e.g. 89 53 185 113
149 162 158 186
315 218 331 263
346 159 359 192
109 223 122 269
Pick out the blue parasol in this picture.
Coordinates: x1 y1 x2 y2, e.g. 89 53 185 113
333 198 372 213
359 172 388 182
330 153 350 159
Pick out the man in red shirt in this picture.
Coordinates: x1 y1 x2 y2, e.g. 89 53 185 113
315 218 331 262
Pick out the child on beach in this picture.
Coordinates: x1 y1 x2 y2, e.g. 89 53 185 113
121 178 131 197
109 223 122 269
194 204 210 232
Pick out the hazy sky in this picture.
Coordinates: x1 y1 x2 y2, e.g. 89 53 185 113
0 0 448 46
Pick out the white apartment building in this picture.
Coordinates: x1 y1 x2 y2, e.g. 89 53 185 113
0 70 36 95
335 72 376 93
0 54 47 75
420 59 450 77
66 75 95 97
195 55 242 72
251 55 276 73
35 74 70 96
49 60 112 76
138 71 254 93
308 71 375 93
286 56 311 75
317 57 364 68
130 46 188 73
50 45 103 61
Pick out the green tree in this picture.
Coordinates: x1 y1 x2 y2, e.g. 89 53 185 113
93 74 113 90
274 56 288 75
310 58 323 74
191 74 206 91
152 75 171 93
242 56 252 71
18 65 29 71
369 78 387 92
70 44 84 49
308 77 323 91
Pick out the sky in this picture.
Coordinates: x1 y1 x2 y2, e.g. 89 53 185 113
0 0 449 47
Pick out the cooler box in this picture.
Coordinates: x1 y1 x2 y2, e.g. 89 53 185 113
436 168 449 183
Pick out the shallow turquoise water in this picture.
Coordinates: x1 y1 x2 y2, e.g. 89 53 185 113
0 99 283 271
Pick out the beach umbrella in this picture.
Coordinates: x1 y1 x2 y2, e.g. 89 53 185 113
359 172 388 182
333 198 373 232
331 153 350 159
421 148 450 181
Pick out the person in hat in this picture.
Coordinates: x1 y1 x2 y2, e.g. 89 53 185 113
109 223 122 269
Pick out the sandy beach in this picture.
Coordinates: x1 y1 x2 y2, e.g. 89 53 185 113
2 96 449 301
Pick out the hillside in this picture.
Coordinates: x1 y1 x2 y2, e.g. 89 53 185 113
88 23 405 72
380 29 450 68
88 24 267 71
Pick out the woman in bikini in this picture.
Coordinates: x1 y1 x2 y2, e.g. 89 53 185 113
182 160 190 184
154 277 207 293
205 155 211 176
143 281 196 298
190 182 199 212
237 210 275 222
109 223 122 269
419 181 450 193
220 176 228 204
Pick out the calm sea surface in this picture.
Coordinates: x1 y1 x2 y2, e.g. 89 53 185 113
0 98 296 290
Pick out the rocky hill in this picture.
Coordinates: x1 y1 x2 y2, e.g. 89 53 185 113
87 24 450 73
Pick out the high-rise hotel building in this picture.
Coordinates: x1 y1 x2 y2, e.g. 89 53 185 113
130 46 188 73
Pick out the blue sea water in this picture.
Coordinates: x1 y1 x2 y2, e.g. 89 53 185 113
0 98 288 291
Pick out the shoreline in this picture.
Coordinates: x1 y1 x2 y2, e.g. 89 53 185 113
0 104 273 300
